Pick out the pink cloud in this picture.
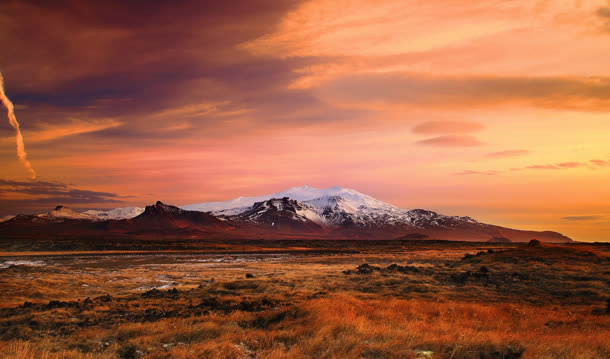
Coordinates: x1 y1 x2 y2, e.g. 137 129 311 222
416 135 484 147
455 170 498 176
485 150 529 158
591 159 610 166
557 162 585 169
412 120 483 134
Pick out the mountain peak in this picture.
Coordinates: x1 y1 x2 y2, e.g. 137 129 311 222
182 185 389 215
143 201 183 216
43 205 99 221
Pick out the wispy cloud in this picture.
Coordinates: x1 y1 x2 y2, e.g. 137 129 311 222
416 135 484 147
526 162 586 170
485 150 529 158
526 164 559 170
459 158 609 175
323 74 610 112
561 215 605 221
412 120 483 134
10 118 121 144
455 170 498 176
591 159 610 166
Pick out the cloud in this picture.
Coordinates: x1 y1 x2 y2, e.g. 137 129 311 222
526 162 585 170
557 162 585 169
241 0 593 58
1 118 122 145
322 73 610 112
459 158 600 176
455 170 498 176
412 120 483 134
416 135 484 147
597 6 610 32
485 150 529 158
0 179 125 215
561 215 604 221
526 164 559 170
591 159 610 166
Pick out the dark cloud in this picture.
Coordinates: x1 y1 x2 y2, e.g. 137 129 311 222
324 73 610 112
561 215 604 221
416 135 484 147
0 179 124 215
485 150 529 158
1 0 304 93
412 120 483 134
0 0 324 143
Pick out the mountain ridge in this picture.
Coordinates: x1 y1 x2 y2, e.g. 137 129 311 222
0 185 573 243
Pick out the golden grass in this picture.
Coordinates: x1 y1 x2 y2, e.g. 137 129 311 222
0 242 608 358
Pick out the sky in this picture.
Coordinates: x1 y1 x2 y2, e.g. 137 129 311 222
1 0 610 242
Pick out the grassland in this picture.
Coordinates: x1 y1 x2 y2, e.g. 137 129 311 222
0 240 608 358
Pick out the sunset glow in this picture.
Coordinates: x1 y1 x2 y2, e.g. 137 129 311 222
1 0 610 241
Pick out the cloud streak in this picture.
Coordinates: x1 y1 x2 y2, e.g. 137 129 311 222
591 159 610 166
412 120 483 134
322 73 610 112
455 170 498 176
458 157 610 176
0 72 36 179
416 135 484 147
485 150 529 158
561 215 604 221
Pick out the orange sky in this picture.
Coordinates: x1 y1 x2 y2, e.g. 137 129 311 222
1 0 610 241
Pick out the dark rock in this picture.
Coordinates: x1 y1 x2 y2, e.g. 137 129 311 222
95 294 113 302
142 289 162 298
117 343 138 359
356 263 379 274
47 300 69 309
528 239 542 247
385 263 420 273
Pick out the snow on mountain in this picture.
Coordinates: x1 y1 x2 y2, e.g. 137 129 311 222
30 185 478 230
85 207 144 220
180 185 484 231
182 185 402 215
40 206 101 221
0 215 15 223
235 197 324 226
181 185 473 230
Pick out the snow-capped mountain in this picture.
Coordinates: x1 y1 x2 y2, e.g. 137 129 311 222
232 197 325 232
84 207 144 220
41 206 101 221
182 185 476 230
0 185 574 243
183 186 404 216
0 215 15 223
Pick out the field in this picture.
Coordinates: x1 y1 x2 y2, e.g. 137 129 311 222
0 240 608 359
